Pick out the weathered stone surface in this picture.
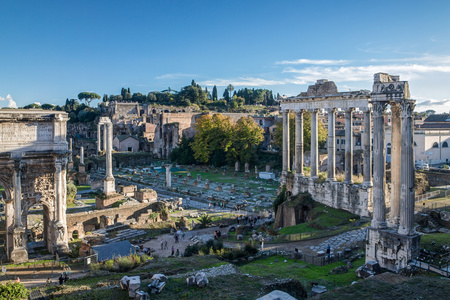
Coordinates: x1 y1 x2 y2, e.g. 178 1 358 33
186 276 196 286
256 290 297 300
195 272 209 288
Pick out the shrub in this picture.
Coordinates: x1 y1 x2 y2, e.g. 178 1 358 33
199 215 212 228
184 244 200 257
0 281 29 300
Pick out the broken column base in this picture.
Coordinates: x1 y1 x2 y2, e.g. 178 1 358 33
366 227 420 273
10 248 28 264
52 242 69 256
103 176 116 195
77 172 90 185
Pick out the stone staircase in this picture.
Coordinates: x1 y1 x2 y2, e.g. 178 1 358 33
104 228 146 243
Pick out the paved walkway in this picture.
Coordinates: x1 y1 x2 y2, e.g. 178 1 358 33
309 228 366 253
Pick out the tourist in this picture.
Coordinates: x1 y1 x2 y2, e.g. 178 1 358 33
46 277 52 286
260 237 264 250
15 277 20 283
59 274 64 285
164 240 168 249
176 249 180 257
160 240 164 250
64 273 68 284
171 246 174 256
326 245 331 260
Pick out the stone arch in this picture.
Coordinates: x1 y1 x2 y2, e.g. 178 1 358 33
432 142 439 148
443 141 448 148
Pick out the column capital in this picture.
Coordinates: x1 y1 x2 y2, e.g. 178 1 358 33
327 108 337 114
372 101 387 116
296 109 306 115
400 100 415 118
390 102 401 118
345 107 355 114
309 108 320 113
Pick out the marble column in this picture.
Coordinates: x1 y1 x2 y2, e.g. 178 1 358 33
398 100 416 236
104 120 116 195
362 109 372 186
371 102 387 229
310 109 319 178
13 161 22 228
282 110 290 175
68 138 74 170
165 164 172 188
327 108 336 181
389 103 402 227
295 110 304 176
97 124 101 153
344 108 354 184
80 146 84 165
103 124 107 152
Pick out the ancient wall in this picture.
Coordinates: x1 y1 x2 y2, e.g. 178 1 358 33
288 175 373 217
66 202 161 238
421 171 450 187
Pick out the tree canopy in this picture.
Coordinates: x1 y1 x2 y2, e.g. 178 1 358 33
188 114 264 166
78 92 101 107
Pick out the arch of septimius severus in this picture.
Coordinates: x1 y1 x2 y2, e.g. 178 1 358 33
0 110 69 262
279 73 420 272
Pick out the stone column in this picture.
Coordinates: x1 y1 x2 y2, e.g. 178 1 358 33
165 164 172 188
327 108 336 181
295 110 304 176
371 102 387 229
80 146 84 165
104 120 116 195
362 109 372 186
13 161 22 228
310 109 319 178
103 124 107 152
344 108 354 184
97 124 101 153
282 110 290 177
398 100 416 235
389 103 402 227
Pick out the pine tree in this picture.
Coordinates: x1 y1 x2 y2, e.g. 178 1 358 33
212 85 218 101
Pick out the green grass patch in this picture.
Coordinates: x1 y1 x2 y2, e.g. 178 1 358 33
76 185 91 191
420 232 450 252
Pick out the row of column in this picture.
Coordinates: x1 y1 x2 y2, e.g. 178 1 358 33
371 100 415 235
282 108 372 186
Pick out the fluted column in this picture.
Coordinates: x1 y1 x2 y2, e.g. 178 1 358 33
344 108 354 184
55 160 63 222
327 108 336 181
106 122 113 177
362 109 372 186
69 138 73 163
389 103 402 227
371 102 387 229
13 161 22 228
282 110 290 175
103 124 107 152
310 109 319 178
80 146 84 165
398 100 416 235
97 124 101 153
295 110 304 176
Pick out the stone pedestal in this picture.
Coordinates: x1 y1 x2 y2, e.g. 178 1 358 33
77 172 90 185
245 163 250 173
10 226 28 263
78 164 86 173
104 176 116 195
366 228 420 272
67 161 74 170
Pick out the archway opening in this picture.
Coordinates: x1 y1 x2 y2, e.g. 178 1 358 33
72 230 79 240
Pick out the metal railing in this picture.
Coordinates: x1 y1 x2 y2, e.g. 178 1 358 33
415 190 443 202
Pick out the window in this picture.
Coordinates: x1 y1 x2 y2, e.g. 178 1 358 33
342 139 345 145
432 142 439 148
337 139 340 144
387 148 391 155
443 142 449 148
128 147 133 152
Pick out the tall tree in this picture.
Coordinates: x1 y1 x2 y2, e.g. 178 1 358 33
212 85 218 101
78 92 100 107
227 84 234 102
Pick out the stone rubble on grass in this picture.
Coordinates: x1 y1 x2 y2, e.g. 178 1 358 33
256 290 298 300
309 228 366 254
194 272 209 288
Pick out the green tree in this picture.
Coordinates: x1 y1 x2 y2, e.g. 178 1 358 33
78 92 101 107
170 136 196 165
212 85 218 101
41 103 55 110
0 281 29 299
66 181 77 206
227 84 234 102
274 112 327 161
23 103 41 109
222 89 230 102
227 116 264 164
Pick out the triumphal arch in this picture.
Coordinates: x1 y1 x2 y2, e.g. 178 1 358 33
0 110 69 262
279 73 419 272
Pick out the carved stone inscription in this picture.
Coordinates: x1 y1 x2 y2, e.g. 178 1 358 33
0 123 53 142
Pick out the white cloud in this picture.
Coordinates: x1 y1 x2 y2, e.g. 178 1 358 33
156 73 198 80
0 94 17 108
276 58 349 65
199 77 286 87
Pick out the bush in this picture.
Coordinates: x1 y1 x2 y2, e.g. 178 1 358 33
184 244 200 257
0 281 29 300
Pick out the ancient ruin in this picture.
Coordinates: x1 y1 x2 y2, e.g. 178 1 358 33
97 117 116 195
0 110 70 262
278 73 419 272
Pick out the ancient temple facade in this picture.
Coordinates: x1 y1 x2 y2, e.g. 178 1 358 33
0 110 70 262
279 73 419 272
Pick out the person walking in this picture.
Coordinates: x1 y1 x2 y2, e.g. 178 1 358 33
171 245 174 256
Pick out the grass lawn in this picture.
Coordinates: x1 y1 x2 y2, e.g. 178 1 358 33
278 203 359 235
76 185 91 191
420 232 450 252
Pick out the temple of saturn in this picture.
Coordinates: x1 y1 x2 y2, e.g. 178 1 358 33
279 73 419 272
0 110 70 262
97 116 116 195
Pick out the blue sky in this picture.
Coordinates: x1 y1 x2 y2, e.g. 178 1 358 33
1 0 450 112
